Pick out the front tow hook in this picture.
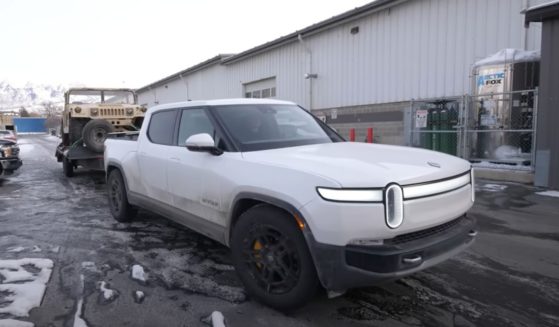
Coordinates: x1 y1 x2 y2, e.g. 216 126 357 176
402 255 422 264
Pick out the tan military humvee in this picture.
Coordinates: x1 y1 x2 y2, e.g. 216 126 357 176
61 88 145 152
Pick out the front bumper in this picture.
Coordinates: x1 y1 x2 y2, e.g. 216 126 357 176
0 158 23 176
305 214 476 292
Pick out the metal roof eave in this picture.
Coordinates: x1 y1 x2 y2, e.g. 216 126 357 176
136 54 234 93
525 0 559 24
221 0 407 65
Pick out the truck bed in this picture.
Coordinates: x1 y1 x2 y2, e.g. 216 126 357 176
107 131 139 141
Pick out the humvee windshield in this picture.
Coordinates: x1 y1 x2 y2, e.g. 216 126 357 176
67 90 136 105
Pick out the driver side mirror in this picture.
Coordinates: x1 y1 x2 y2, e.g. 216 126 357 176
185 133 223 155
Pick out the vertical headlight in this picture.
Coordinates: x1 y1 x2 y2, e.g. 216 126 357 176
470 169 475 203
385 184 404 229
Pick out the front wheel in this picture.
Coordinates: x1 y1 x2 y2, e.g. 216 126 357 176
230 205 319 311
107 169 137 222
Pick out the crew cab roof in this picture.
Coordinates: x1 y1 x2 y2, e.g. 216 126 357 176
149 98 296 112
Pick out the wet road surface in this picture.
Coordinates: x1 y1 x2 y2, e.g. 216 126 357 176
1 134 558 326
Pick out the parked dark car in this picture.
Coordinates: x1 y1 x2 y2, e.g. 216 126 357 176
0 139 22 177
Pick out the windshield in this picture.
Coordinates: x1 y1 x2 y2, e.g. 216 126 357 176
212 104 343 151
67 90 135 104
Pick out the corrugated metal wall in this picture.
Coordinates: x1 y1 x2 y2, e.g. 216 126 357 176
138 0 546 110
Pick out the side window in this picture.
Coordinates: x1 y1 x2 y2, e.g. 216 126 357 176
177 109 216 146
147 110 177 145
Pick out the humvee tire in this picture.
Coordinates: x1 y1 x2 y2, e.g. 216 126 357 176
82 119 114 152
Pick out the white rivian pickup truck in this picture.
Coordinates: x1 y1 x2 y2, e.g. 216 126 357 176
104 99 476 310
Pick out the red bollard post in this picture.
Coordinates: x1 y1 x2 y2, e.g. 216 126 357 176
349 128 356 142
366 128 373 143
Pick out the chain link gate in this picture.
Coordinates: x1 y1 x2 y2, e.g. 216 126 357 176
408 89 538 171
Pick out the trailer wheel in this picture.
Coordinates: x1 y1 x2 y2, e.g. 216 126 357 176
82 119 114 153
63 158 74 177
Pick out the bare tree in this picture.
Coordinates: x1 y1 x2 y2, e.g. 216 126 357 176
19 106 30 117
41 101 61 117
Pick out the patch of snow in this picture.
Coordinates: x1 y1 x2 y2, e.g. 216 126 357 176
131 265 146 282
50 246 60 253
98 282 117 301
73 275 88 327
478 183 508 192
133 291 145 303
7 247 26 253
202 311 226 327
536 190 559 198
31 246 41 253
81 262 95 269
17 144 35 155
0 269 34 283
73 298 88 327
0 259 53 317
0 319 34 327
473 48 540 67
473 161 532 171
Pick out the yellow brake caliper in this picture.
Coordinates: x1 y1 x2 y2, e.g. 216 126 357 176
253 240 263 269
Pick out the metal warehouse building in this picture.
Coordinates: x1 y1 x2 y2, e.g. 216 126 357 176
137 0 550 182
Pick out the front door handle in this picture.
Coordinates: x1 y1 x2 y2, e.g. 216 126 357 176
169 157 180 161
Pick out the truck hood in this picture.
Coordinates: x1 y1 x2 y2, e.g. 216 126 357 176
242 142 471 187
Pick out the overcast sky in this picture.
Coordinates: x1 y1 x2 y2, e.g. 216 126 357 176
0 0 371 88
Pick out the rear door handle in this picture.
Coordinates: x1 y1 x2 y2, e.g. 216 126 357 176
169 157 180 161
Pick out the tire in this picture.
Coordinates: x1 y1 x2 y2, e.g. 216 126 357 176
82 119 114 153
63 158 74 177
107 169 137 222
231 205 319 311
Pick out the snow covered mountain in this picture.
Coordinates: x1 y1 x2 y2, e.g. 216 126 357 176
0 81 66 112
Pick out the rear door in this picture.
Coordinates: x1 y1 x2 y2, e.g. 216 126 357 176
137 109 178 206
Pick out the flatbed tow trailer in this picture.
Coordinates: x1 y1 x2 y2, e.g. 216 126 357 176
56 141 104 176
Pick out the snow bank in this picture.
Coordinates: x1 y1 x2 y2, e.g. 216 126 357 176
0 319 34 327
131 265 146 282
536 190 559 198
0 258 53 317
473 48 540 67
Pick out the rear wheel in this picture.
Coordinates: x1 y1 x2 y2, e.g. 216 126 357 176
231 205 319 311
107 169 137 222
82 119 114 152
62 158 74 177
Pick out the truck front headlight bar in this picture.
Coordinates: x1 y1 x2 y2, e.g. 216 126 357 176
316 187 383 203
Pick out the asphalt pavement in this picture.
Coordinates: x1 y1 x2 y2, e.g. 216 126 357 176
0 134 558 327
